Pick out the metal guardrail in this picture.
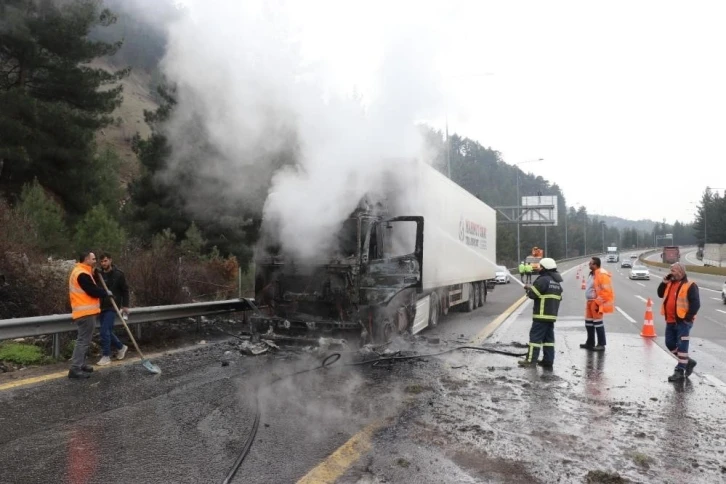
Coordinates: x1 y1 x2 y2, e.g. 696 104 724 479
0 299 256 357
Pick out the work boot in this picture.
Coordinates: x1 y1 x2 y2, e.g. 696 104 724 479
116 345 128 360
579 343 594 350
68 369 90 379
686 359 697 377
537 360 553 368
81 365 94 373
668 369 686 382
592 345 606 352
97 356 111 366
517 359 537 367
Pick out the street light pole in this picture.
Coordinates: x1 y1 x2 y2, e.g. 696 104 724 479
564 207 568 258
601 222 605 253
514 158 544 263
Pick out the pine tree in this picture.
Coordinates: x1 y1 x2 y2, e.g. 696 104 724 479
0 0 128 214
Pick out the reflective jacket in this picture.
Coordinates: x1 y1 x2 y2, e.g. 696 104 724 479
526 270 563 322
658 279 700 323
590 268 614 314
518 263 525 274
68 263 101 320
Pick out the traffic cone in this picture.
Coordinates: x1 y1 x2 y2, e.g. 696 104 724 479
640 298 657 338
580 278 586 290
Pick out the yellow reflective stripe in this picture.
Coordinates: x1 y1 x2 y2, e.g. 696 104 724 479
542 343 555 347
530 285 543 297
536 315 557 320
74 303 99 311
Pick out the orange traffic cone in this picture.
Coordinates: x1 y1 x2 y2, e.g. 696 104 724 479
640 298 657 338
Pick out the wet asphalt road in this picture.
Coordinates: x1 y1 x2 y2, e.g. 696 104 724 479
0 283 524 484
338 260 726 483
2 260 726 484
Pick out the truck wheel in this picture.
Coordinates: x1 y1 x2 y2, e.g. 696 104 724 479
429 294 440 327
480 283 487 305
441 292 449 316
473 283 481 308
465 283 475 312
377 318 395 343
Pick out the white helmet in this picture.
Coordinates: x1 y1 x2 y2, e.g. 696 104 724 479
539 258 557 270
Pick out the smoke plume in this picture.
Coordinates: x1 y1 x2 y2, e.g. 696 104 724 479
154 0 445 260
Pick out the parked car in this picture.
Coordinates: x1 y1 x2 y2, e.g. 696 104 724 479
629 265 650 280
621 260 632 268
494 265 511 284
722 280 726 305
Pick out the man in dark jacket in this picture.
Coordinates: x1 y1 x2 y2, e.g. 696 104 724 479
95 252 129 366
518 257 563 368
657 262 700 382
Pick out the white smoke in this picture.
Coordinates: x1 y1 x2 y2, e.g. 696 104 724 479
157 0 445 260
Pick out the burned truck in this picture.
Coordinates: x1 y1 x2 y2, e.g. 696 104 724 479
252 159 499 342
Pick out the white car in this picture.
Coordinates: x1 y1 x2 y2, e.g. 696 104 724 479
629 265 650 280
494 266 511 284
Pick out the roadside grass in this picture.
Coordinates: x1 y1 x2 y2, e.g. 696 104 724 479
0 342 53 366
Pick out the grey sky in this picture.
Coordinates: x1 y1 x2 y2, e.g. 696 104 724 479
176 0 726 224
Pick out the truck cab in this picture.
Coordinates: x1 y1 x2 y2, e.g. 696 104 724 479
606 246 619 263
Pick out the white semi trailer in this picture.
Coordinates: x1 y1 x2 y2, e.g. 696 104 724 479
252 159 499 342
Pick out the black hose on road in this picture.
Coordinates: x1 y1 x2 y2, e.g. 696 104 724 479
221 343 526 483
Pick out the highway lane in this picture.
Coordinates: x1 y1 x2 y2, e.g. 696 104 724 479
599 252 726 384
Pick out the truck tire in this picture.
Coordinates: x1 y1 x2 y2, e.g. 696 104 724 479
464 283 475 312
429 294 440 327
441 291 449 316
479 283 487 305
473 282 481 308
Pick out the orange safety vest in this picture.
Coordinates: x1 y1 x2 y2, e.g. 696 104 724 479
68 263 101 320
660 280 694 322
593 268 614 313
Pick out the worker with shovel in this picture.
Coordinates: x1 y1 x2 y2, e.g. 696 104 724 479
68 251 113 379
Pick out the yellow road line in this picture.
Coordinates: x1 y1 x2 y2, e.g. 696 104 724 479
0 355 149 392
471 295 528 344
296 422 381 484
296 295 530 483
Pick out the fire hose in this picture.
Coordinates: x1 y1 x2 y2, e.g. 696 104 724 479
221 342 527 483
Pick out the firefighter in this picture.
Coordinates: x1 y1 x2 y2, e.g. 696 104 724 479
518 258 563 368
518 261 526 282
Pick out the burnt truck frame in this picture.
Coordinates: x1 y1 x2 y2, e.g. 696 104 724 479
252 160 498 343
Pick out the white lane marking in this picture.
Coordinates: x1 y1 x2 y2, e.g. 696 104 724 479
636 282 646 287
717 310 726 315
712 297 722 302
701 287 720 293
634 295 647 303
616 306 636 324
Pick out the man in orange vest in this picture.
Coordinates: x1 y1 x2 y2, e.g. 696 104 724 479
580 257 614 351
68 250 112 379
657 262 701 382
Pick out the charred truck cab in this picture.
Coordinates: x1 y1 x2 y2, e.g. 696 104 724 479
252 159 498 343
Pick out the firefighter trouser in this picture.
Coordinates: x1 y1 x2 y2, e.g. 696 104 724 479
665 322 692 370
527 321 555 363
585 300 606 347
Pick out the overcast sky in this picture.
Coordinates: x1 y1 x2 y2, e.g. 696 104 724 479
177 0 726 224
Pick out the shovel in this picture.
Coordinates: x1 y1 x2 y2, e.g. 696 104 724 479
97 272 161 375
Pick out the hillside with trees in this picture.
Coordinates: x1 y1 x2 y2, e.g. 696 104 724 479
0 0 707 320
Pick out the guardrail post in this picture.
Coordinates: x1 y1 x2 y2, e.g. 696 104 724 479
52 333 61 359
238 267 242 299
135 324 142 341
